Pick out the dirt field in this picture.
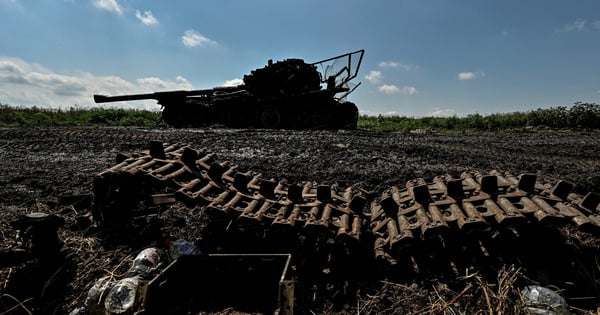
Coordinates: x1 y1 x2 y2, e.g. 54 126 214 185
1 126 599 314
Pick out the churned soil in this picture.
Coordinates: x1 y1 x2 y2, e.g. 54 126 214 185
0 126 599 314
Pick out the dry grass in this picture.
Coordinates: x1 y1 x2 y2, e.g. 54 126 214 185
340 266 524 315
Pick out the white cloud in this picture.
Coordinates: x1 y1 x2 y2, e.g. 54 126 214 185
175 76 191 85
458 71 485 80
378 61 419 71
94 0 122 15
458 72 476 80
378 61 400 68
399 86 418 95
135 10 158 25
223 78 243 87
0 57 193 110
181 30 215 47
593 21 600 29
378 84 417 95
135 77 192 90
562 19 586 32
428 108 456 117
378 84 398 94
365 70 382 84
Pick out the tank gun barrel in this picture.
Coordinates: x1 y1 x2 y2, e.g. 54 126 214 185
94 86 242 104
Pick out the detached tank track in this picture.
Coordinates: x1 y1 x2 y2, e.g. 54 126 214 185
93 141 368 245
93 140 600 281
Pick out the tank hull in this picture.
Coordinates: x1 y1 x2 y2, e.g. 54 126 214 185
161 92 358 130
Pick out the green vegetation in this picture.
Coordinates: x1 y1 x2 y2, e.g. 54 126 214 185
0 105 161 127
358 102 599 132
0 102 598 132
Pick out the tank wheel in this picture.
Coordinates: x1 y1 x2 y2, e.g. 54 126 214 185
161 107 186 128
261 108 281 129
312 110 333 129
340 102 359 129
226 110 249 128
288 111 311 130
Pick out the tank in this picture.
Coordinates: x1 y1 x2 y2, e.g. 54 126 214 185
93 49 365 129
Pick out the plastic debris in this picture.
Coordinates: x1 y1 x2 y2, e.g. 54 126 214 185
130 247 163 275
521 286 569 315
85 276 117 315
85 247 165 314
104 276 141 314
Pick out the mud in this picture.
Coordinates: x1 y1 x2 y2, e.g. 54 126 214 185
0 126 599 314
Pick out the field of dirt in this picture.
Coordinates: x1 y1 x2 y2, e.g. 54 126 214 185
0 126 599 314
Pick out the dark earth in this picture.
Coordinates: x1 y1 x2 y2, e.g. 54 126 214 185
0 126 599 314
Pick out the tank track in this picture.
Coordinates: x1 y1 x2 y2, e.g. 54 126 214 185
93 141 600 279
93 141 368 249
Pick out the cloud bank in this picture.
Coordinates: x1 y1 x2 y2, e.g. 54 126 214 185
0 57 193 110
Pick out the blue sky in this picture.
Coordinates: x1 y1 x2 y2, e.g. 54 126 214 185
0 0 599 117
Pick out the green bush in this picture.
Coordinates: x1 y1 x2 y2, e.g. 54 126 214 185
358 102 599 132
527 103 600 129
0 105 160 127
0 102 597 132
568 102 600 129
